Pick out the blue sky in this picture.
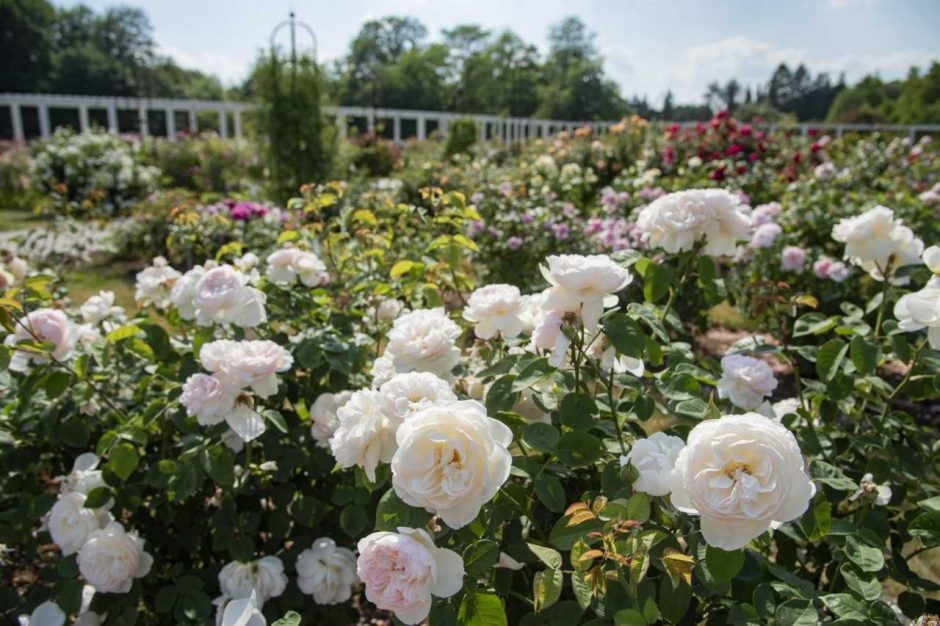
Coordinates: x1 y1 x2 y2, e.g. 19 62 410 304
58 0 940 103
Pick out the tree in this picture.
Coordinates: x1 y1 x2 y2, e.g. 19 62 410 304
0 0 56 93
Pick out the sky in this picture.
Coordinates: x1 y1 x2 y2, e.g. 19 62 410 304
58 0 940 104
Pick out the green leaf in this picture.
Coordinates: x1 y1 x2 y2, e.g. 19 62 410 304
659 577 691 624
339 505 368 537
204 445 235 488
603 314 646 358
457 591 508 626
528 543 563 569
705 546 744 583
522 423 559 453
533 567 563 612
486 375 519 415
849 336 880 375
106 443 139 481
390 260 416 278
801 492 832 540
642 264 673 304
559 393 597 429
820 594 866 620
106 323 142 343
43 371 71 399
83 486 112 509
626 493 651 523
513 358 555 391
811 461 857 492
774 599 819 626
556 431 603 467
463 540 499 578
840 565 882 602
614 608 648 626
272 612 302 626
816 339 848 381
535 473 567 512
844 535 884 573
374 489 430 532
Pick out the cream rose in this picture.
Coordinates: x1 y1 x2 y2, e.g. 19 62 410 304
382 308 462 379
48 492 111 556
378 371 457 425
620 432 685 497
717 354 778 410
200 340 294 398
462 284 525 339
218 556 287 603
637 189 751 257
77 522 153 593
193 265 267 328
134 256 181 308
356 527 463 625
540 254 632 331
296 537 359 605
329 389 397 481
391 400 512 529
831 206 924 282
668 413 816 550
310 390 354 447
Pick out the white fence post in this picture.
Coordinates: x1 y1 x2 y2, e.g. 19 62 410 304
392 115 401 143
107 103 118 134
38 103 51 139
166 108 176 137
78 105 90 132
11 103 24 142
219 110 228 139
188 109 198 133
233 110 242 139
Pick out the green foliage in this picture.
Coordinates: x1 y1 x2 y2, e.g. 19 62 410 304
445 118 478 157
254 54 334 203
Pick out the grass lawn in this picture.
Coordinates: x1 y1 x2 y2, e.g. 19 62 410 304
62 261 138 310
0 209 50 233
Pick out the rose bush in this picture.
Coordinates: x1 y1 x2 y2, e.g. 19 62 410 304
1 121 939 626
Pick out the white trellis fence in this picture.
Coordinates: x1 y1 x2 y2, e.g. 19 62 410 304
1 93 939 144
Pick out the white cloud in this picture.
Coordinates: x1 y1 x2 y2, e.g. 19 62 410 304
603 36 934 104
159 45 251 86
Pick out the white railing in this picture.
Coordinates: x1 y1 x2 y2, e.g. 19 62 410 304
0 93 611 143
1 92 939 143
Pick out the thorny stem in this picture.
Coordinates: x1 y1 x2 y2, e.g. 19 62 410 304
872 259 894 339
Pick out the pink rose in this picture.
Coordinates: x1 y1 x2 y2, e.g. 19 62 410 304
356 527 463 624
781 246 806 272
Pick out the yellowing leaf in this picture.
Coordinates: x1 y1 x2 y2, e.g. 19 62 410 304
390 260 416 279
352 209 377 226
662 548 695 587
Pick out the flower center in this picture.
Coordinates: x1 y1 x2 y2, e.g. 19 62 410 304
723 462 753 479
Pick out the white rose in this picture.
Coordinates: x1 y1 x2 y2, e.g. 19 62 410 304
216 591 266 626
849 473 892 506
894 276 940 349
194 265 267 328
296 537 359 605
21 601 65 626
218 556 287 603
378 371 457 425
383 308 462 379
135 257 181 308
80 291 123 324
48 492 111 556
58 453 106 496
638 189 750 257
169 264 207 320
540 254 632 331
770 397 802 421
265 249 329 287
462 284 525 339
6 308 78 372
369 355 397 387
310 390 354 447
330 389 397 481
620 432 684 496
357 527 463 625
200 340 293 398
528 309 570 367
180 373 240 425
391 400 512 529
373 298 406 322
832 206 924 282
77 522 153 593
668 413 816 550
717 354 778 410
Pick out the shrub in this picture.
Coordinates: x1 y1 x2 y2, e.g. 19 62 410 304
30 129 159 217
444 117 478 157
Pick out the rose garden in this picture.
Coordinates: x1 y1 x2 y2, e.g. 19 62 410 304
1 7 939 625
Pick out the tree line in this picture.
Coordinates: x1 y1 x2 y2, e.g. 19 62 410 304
2 0 939 123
